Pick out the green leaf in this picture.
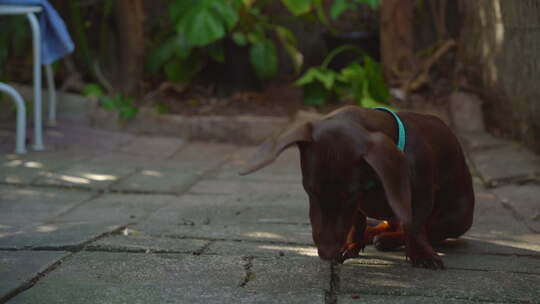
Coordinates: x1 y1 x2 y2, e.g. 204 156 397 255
176 0 239 46
83 84 103 98
179 8 225 46
118 103 138 120
302 82 329 106
338 62 365 83
147 37 187 73
250 39 278 79
363 56 389 102
246 23 266 44
330 0 354 19
170 0 197 23
274 25 303 73
100 96 116 110
296 67 338 90
353 0 380 9
232 32 248 46
281 0 312 16
212 0 240 31
331 0 380 20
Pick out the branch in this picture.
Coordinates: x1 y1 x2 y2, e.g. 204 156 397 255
402 39 456 93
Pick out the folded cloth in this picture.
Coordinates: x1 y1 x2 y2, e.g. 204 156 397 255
0 0 74 64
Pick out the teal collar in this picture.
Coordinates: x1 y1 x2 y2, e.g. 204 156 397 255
375 107 406 152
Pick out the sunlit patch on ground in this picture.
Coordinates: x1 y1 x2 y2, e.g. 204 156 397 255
81 173 117 181
141 170 163 177
4 159 23 167
37 171 119 184
257 244 318 257
36 225 58 233
24 161 43 168
5 176 23 183
0 224 12 230
3 160 44 168
244 231 283 239
59 174 91 184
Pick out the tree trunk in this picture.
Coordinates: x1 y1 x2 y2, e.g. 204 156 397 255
380 0 415 81
114 0 145 96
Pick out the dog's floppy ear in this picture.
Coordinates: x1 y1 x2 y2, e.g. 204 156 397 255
239 122 313 175
363 132 413 226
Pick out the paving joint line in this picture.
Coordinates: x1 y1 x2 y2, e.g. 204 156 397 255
44 192 104 222
0 251 74 304
106 167 143 193
153 234 315 247
0 181 180 196
325 262 340 304
238 255 254 287
192 240 214 256
489 187 540 234
338 290 529 304
0 224 129 304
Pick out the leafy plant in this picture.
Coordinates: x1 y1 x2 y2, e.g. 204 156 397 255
0 16 30 81
147 0 303 83
295 45 389 107
83 84 138 120
330 0 381 20
281 0 381 30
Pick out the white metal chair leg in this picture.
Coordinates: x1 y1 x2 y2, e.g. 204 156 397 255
0 83 27 154
45 64 56 126
26 11 44 151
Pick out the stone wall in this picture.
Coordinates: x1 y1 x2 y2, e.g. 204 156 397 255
459 0 540 152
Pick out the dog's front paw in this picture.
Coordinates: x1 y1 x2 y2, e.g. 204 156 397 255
407 250 445 270
339 242 365 262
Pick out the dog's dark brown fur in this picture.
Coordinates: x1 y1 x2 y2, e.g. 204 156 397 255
240 106 474 269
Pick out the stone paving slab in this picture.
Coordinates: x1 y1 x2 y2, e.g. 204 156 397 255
339 263 540 303
459 132 507 152
52 193 176 224
462 188 540 255
345 248 540 274
6 252 243 304
138 222 314 245
224 146 302 175
169 142 239 164
134 192 312 244
338 294 486 304
469 144 540 185
492 184 540 232
216 170 302 183
41 122 136 152
0 222 122 249
205 240 318 258
32 163 136 189
87 152 192 170
242 256 329 303
190 179 304 195
0 151 93 184
0 251 68 299
0 185 93 229
117 136 185 158
87 234 208 254
110 167 205 193
137 192 309 226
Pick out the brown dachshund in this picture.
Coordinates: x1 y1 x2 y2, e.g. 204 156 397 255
239 106 474 269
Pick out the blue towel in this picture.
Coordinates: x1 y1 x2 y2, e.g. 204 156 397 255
0 0 74 64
